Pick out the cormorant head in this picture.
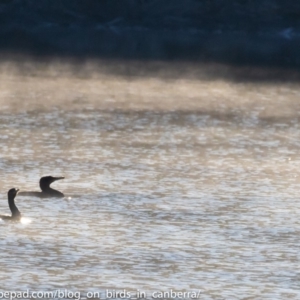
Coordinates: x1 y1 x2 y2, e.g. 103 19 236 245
8 188 19 199
39 176 64 191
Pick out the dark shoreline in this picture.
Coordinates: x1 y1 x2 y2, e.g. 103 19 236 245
1 27 300 83
1 0 300 81
1 26 300 65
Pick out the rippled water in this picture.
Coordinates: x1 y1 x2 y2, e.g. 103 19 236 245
0 64 300 299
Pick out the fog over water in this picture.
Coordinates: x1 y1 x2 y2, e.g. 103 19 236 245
0 60 300 300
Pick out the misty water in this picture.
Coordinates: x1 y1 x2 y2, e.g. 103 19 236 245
0 61 300 300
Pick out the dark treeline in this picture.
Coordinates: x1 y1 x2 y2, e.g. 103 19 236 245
1 0 299 32
0 0 300 70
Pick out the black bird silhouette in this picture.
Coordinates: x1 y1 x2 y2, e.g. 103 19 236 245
18 176 65 198
0 188 21 221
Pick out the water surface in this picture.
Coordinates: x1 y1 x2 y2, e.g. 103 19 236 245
0 64 300 299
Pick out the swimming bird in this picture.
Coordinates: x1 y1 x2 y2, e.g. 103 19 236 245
18 176 65 198
0 188 21 221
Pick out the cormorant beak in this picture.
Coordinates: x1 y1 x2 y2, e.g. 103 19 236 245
53 177 65 182
16 188 19 193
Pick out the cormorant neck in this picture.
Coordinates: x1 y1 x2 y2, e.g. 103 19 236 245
8 195 21 218
42 186 56 193
40 181 51 192
41 186 64 197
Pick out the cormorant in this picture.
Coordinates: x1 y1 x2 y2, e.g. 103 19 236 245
18 176 65 198
0 188 21 221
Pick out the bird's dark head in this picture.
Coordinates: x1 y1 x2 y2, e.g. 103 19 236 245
40 176 64 191
8 188 19 199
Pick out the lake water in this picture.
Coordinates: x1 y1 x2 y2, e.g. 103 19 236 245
0 61 300 300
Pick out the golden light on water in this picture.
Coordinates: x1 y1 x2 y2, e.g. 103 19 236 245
0 60 299 298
